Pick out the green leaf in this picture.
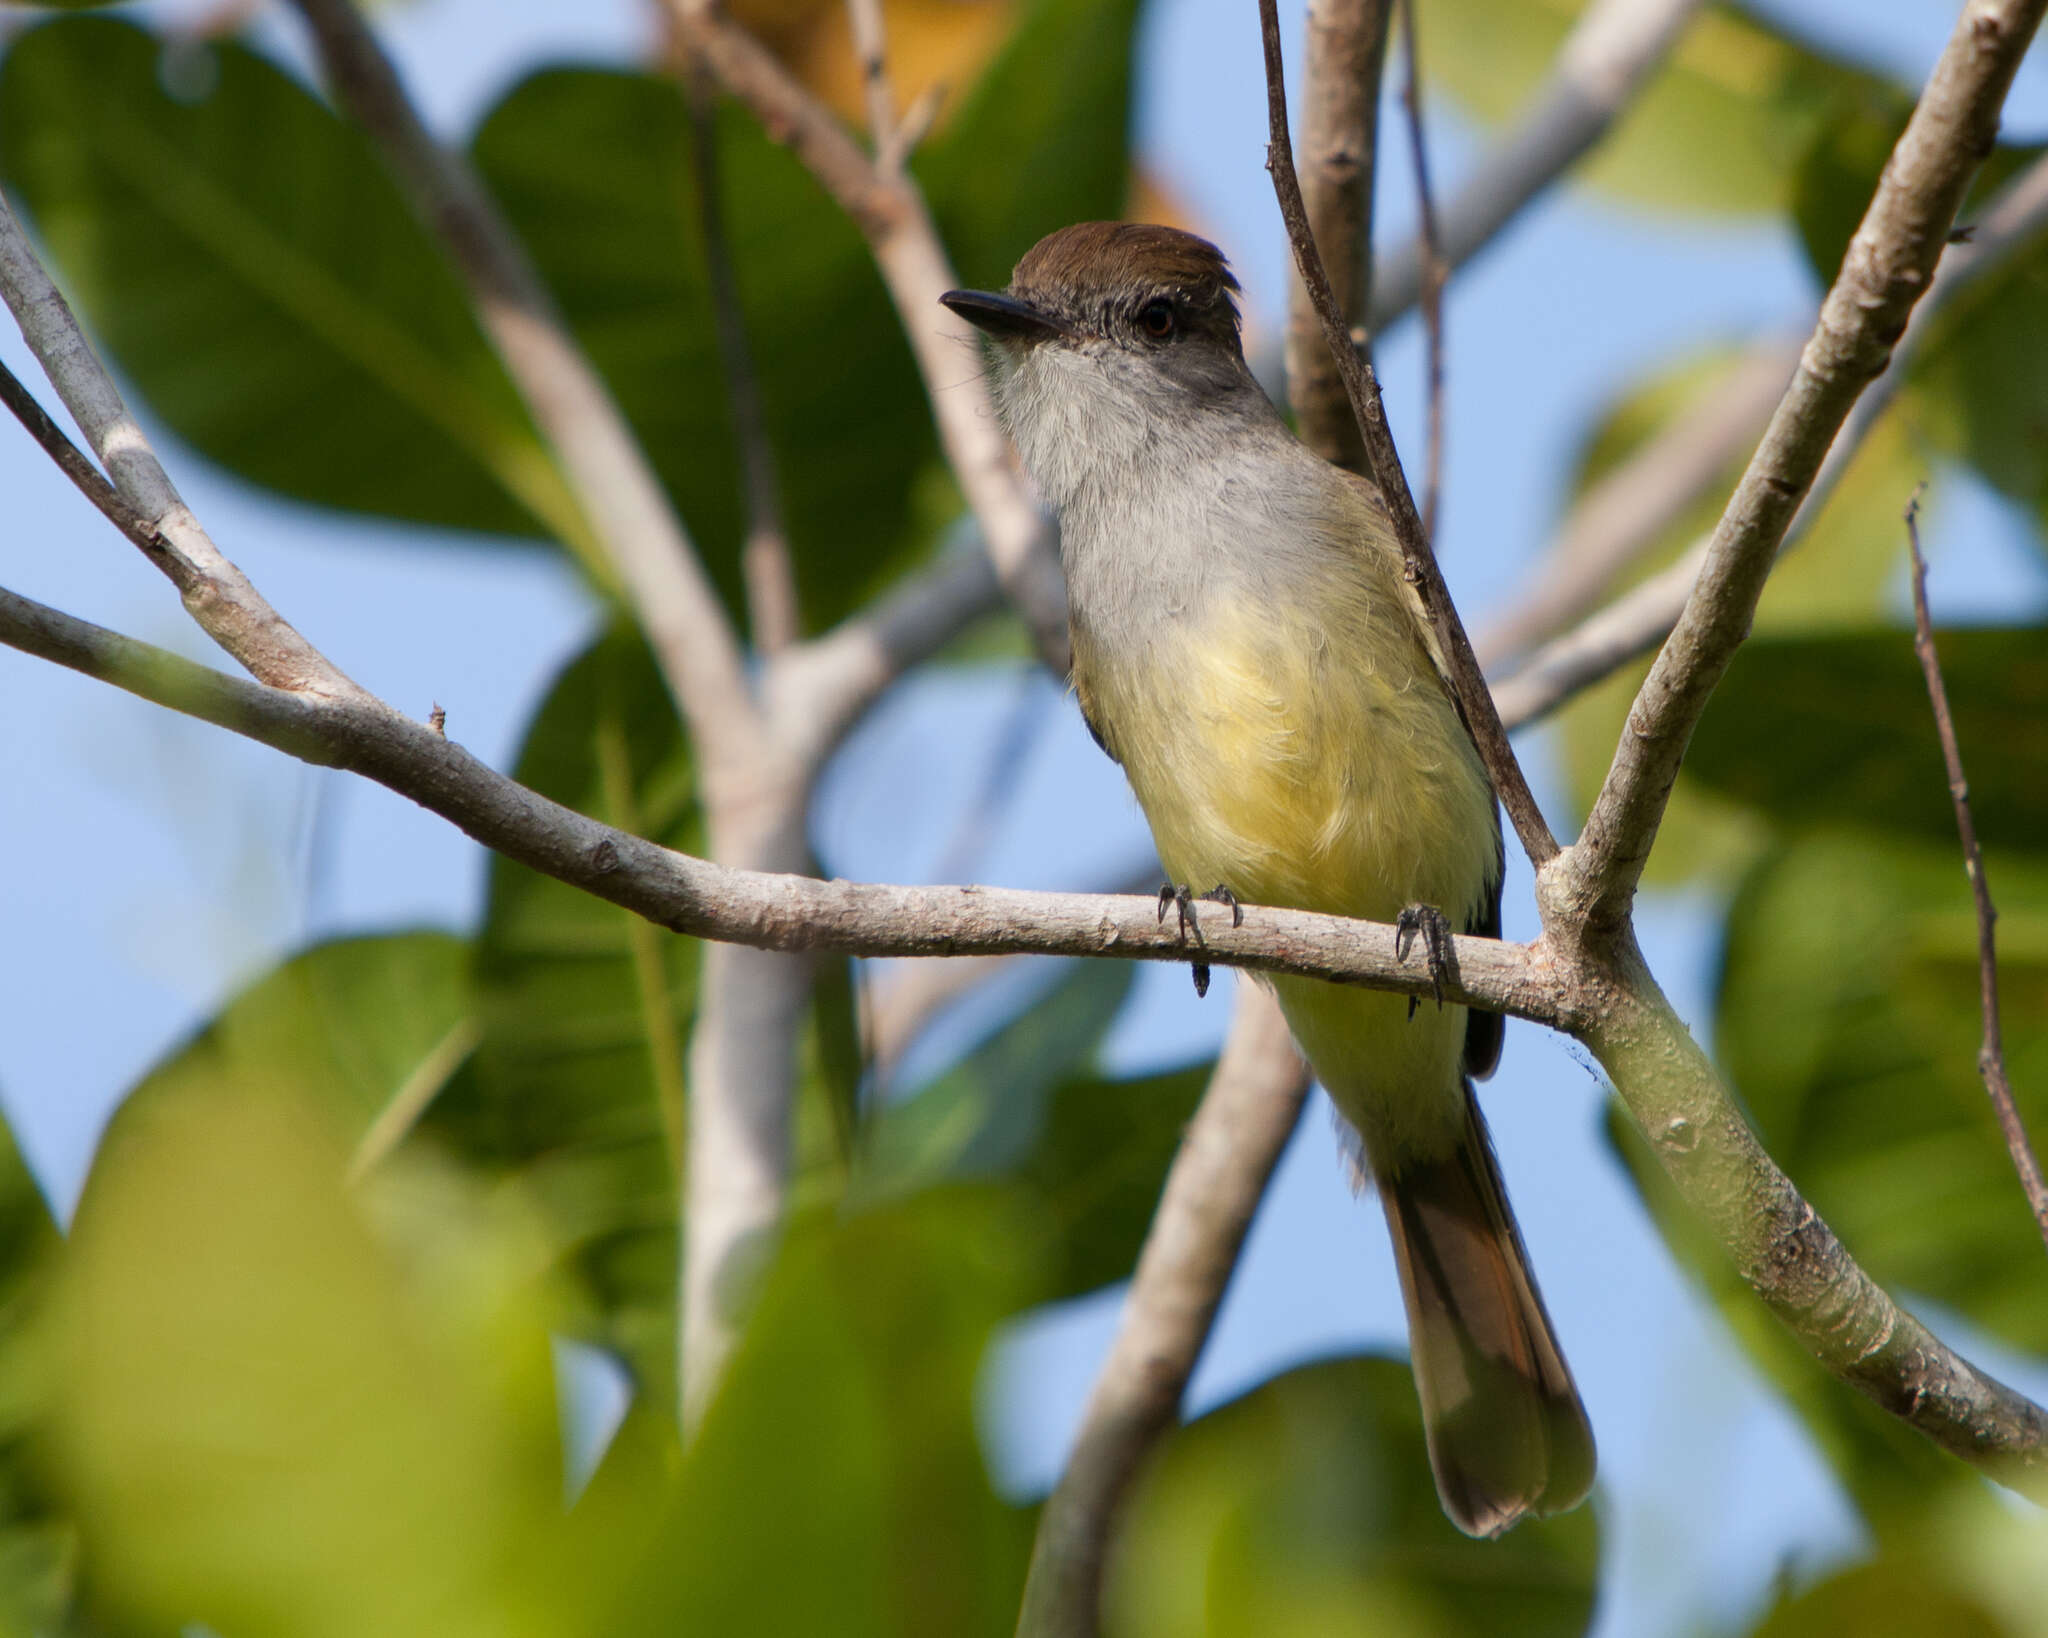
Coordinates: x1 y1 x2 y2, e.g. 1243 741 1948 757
0 20 590 560
1716 831 2048 1357
1106 1356 1600 1638
0 1111 70 1637
114 930 476 1162
1743 1558 2012 1638
609 1194 1035 1638
53 1082 577 1638
1414 0 1893 217
916 0 1140 291
855 962 1215 1303
469 69 937 632
1685 628 2048 857
422 623 699 1400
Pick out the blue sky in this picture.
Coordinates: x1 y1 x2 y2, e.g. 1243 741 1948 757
3 2 2047 1633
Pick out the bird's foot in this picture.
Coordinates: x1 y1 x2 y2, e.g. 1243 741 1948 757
1157 882 1243 999
1395 902 1453 1019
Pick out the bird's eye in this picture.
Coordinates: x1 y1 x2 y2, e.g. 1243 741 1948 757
1139 298 1177 340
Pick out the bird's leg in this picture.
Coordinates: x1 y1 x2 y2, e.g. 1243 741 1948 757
1158 882 1243 999
1395 903 1453 1019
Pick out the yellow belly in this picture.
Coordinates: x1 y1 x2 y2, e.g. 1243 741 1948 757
1075 583 1497 1167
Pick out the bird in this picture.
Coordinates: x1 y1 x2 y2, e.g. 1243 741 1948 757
941 221 1594 1537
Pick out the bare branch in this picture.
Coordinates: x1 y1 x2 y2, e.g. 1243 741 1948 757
1369 0 1707 332
1587 933 2048 1497
0 353 166 557
1258 0 1560 866
1904 492 2048 1256
666 0 1072 675
1015 983 1309 1638
1394 0 1446 543
1283 0 1392 471
683 65 801 655
284 0 762 775
1559 0 2048 935
1496 144 2048 731
1476 339 1798 674
0 196 358 699
844 0 904 173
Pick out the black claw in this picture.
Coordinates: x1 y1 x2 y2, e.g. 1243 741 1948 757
1202 884 1244 927
1160 881 1238 999
1395 902 1453 1013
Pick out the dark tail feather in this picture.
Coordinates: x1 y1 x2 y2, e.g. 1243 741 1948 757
1380 1083 1596 1538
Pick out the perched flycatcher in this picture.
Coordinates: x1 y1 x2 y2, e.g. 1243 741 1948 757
942 222 1594 1537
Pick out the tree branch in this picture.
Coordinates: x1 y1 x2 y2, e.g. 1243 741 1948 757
1394 0 1447 543
665 0 1072 676
1558 0 2048 936
685 63 800 654
0 580 1552 1017
1368 0 1707 332
284 0 763 778
1904 493 2048 1255
1283 0 1392 471
0 193 357 698
1014 983 1309 1638
1494 141 2048 731
1476 339 1799 674
1258 0 1559 866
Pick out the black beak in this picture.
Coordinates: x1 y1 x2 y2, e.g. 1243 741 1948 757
940 288 1072 342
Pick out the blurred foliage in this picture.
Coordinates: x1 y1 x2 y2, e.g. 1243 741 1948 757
1105 1357 1599 1638
1414 0 1893 216
3 0 2048 1634
0 20 595 565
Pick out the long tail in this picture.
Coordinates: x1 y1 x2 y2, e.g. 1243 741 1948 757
1379 1082 1596 1538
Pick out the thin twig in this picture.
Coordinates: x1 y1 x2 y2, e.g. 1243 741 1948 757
1283 0 1392 472
684 63 801 654
0 354 165 556
1395 0 1446 543
1368 0 1706 333
667 0 1071 675
0 193 356 698
1904 490 2048 1255
1014 983 1309 1638
1561 0 2048 936
1476 339 1798 673
844 0 904 173
1257 0 1559 866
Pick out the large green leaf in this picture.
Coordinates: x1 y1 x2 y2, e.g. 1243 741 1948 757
108 930 476 1164
421 623 699 1398
0 1111 70 1637
469 70 936 632
858 962 1218 1303
1716 831 2048 1355
608 1193 1036 1638
1684 628 2048 858
0 20 588 558
1794 104 2048 531
1106 1356 1600 1638
52 1081 577 1638
915 0 1140 291
1414 0 1892 217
